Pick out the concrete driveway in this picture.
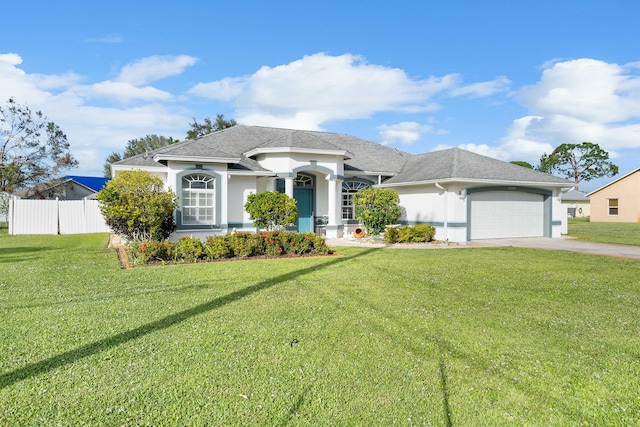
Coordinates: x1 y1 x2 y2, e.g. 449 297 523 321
469 236 640 260
326 236 640 260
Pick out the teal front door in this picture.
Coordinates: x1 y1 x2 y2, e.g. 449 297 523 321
294 188 314 232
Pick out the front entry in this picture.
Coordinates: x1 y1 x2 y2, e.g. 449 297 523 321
294 188 314 232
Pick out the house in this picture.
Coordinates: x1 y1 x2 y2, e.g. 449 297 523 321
13 176 110 200
561 189 590 218
112 125 573 242
587 168 640 223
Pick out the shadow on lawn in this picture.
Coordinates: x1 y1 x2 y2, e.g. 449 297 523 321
0 248 379 390
0 246 57 263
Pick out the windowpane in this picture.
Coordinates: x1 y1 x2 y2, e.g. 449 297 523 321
341 180 371 220
608 199 619 216
182 174 216 225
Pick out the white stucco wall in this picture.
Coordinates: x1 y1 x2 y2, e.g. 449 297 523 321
551 191 565 237
395 183 469 242
227 175 258 229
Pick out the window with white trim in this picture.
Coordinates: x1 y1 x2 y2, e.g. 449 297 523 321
342 180 371 220
182 174 215 225
608 198 618 216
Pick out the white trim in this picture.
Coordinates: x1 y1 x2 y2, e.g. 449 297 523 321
377 177 569 188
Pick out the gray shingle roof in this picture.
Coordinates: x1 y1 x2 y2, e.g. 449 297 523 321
382 148 573 185
114 125 409 174
114 126 572 186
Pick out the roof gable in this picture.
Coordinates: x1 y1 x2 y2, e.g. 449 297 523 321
586 168 640 196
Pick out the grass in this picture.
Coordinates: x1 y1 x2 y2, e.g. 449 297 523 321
1 233 639 426
568 217 640 246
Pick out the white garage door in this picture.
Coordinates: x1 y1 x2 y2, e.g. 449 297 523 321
470 191 544 239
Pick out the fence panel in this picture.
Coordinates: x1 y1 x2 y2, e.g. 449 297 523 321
10 199 59 235
84 200 111 233
8 198 111 235
59 200 87 234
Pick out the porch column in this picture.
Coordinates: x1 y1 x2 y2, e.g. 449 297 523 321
326 177 344 238
284 177 294 198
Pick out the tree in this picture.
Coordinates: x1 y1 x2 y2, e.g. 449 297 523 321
0 97 77 193
97 170 178 241
354 188 401 235
0 191 8 221
186 114 237 140
103 134 179 177
244 191 298 231
538 142 619 188
510 160 534 169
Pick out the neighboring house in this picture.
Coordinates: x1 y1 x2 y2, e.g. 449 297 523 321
112 125 573 242
561 189 590 218
13 176 110 200
587 168 640 223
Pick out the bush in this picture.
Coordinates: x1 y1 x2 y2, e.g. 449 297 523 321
130 240 176 265
175 236 205 262
354 188 401 235
97 170 178 242
204 235 233 259
245 191 298 231
128 232 333 265
384 227 399 243
384 224 436 243
229 233 266 258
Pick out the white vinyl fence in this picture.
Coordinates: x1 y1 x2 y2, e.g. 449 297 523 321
8 198 111 235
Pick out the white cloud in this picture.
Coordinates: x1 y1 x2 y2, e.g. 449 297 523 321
496 58 640 164
377 121 434 146
189 53 461 129
79 81 173 103
450 76 511 98
0 53 193 176
116 55 199 85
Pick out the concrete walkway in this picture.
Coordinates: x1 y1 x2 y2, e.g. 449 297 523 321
325 236 640 260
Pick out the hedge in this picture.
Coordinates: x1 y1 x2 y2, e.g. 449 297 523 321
128 232 332 266
384 224 436 243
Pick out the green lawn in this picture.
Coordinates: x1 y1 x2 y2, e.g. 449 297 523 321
1 233 639 426
568 217 640 246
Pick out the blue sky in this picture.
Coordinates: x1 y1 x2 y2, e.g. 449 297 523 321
1 0 639 191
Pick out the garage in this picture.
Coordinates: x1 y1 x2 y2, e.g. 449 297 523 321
469 190 545 239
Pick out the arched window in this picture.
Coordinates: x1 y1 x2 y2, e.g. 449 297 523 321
342 180 371 220
182 174 215 225
294 174 313 188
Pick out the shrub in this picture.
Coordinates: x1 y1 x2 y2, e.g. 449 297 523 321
97 170 178 242
411 224 436 242
204 235 233 259
229 233 265 257
354 188 401 235
175 236 205 262
130 240 176 265
245 191 298 231
385 224 436 243
127 231 332 266
384 227 399 243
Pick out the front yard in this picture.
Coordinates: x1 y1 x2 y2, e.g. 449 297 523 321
567 217 640 246
1 232 639 425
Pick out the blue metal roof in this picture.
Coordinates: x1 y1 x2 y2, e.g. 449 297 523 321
65 175 110 192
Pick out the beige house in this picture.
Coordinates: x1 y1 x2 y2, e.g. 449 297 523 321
587 168 640 222
561 189 590 218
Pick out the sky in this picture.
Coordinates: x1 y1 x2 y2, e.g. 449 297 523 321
1 0 640 192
